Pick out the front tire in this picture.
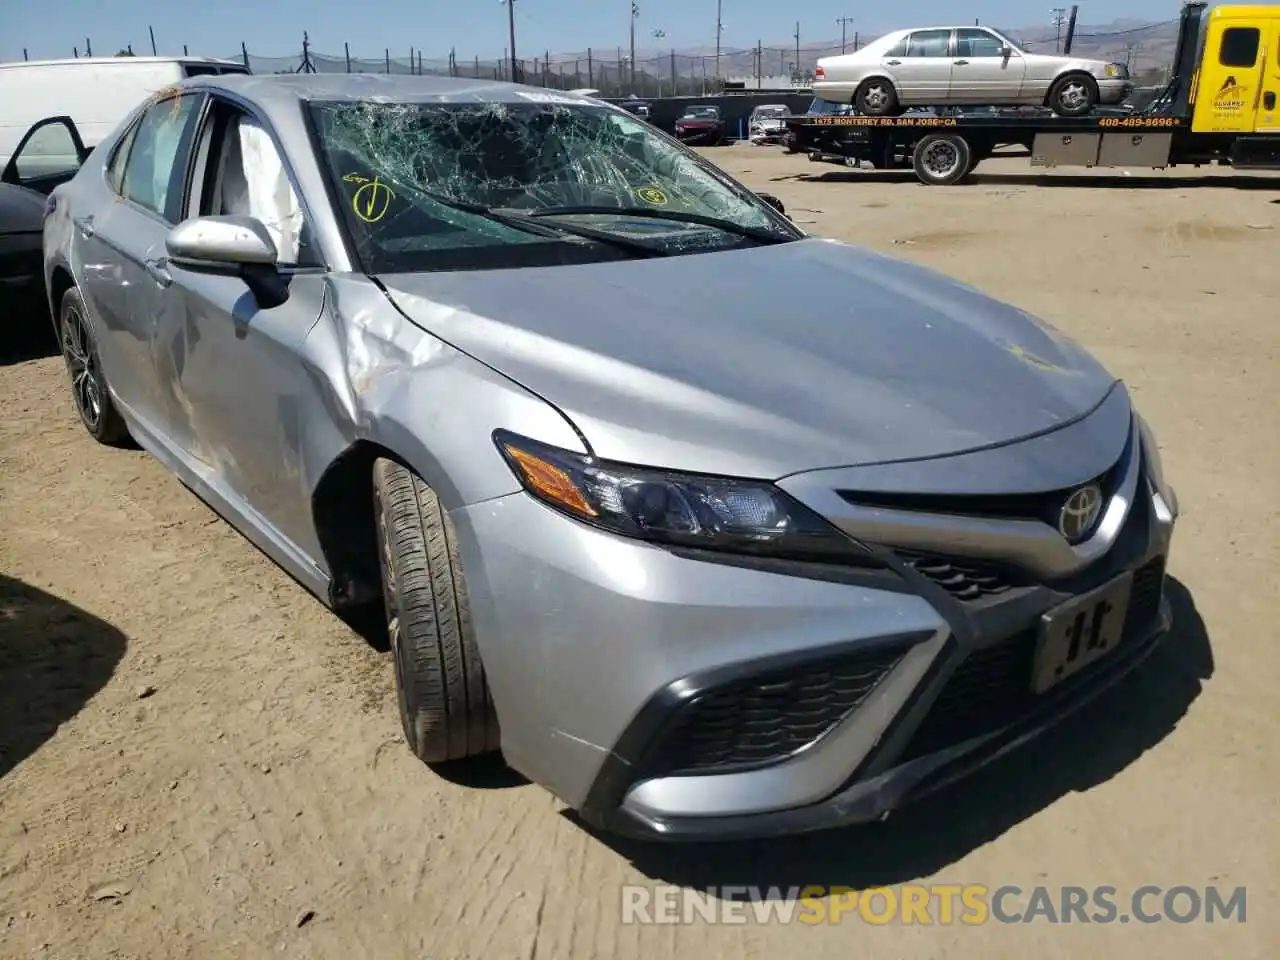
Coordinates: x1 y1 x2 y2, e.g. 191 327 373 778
58 287 129 445
855 78 901 117
1048 73 1099 117
373 458 500 763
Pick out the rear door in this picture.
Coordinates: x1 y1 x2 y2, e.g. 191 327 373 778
951 28 1025 102
76 92 205 426
891 29 955 105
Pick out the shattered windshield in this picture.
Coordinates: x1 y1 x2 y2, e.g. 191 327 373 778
307 99 795 273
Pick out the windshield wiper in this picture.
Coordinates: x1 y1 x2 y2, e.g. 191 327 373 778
415 189 666 257
510 206 794 245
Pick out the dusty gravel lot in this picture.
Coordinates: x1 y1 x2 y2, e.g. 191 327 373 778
2 148 1278 959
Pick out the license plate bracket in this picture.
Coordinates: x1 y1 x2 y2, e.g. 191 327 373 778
1032 572 1134 694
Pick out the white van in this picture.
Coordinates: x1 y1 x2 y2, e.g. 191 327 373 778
0 56 251 174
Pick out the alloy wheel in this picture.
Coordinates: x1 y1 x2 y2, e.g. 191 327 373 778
61 304 102 430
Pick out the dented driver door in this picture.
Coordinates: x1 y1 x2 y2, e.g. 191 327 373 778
152 99 330 558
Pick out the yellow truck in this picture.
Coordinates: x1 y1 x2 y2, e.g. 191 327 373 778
786 2 1280 184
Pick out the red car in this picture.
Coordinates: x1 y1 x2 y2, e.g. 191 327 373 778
674 105 726 146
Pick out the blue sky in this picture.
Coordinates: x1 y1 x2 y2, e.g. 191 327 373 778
3 0 1179 63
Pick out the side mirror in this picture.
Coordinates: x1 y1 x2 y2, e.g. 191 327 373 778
758 193 787 217
167 215 289 308
999 44 1013 58
166 215 278 269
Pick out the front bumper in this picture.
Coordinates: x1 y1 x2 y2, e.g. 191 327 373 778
1098 78 1134 105
450 422 1177 841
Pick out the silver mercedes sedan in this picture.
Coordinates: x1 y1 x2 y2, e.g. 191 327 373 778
35 73 1176 841
813 25 1132 117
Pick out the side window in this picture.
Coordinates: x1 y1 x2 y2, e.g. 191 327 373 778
121 95 203 220
906 30 952 58
107 119 141 195
956 28 1006 58
198 104 314 266
885 37 909 58
1219 27 1260 67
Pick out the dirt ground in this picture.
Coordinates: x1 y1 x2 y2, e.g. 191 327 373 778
2 148 1278 959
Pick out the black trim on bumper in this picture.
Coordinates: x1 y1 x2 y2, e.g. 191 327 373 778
576 628 937 831
606 612 1170 842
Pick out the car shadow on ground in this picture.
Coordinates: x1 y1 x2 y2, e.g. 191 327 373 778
0 574 128 780
771 169 1280 191
0 310 59 367
574 576 1211 892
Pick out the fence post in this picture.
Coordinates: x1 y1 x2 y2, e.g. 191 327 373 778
73 46 79 58
385 48 390 73
241 42 249 68
149 25 157 56
474 55 480 78
344 42 351 72
85 38 92 56
24 48 29 60
127 43 133 54
587 48 593 86
417 51 422 75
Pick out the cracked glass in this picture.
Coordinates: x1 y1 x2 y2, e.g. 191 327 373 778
307 99 796 273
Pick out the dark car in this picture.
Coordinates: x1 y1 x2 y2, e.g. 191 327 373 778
1 116 89 334
674 105 726 146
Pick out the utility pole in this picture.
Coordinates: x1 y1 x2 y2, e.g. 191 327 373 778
715 0 723 79
630 2 639 91
1050 7 1067 53
794 21 800 80
837 16 854 55
502 0 519 83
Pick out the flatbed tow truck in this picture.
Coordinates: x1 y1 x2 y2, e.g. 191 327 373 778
785 2 1280 185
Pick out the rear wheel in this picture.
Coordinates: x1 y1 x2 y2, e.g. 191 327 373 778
855 78 901 117
1048 73 1099 117
373 458 500 763
58 287 129 445
912 133 974 186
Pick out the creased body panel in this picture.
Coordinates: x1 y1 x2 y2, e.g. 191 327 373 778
379 238 1116 479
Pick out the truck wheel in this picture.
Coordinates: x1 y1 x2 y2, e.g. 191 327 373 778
58 287 129 446
373 458 500 764
855 78 901 117
1048 73 1098 117
912 133 974 186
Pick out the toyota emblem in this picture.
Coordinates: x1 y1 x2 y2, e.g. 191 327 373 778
1058 484 1104 542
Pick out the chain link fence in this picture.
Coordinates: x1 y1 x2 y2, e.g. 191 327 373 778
227 41 856 98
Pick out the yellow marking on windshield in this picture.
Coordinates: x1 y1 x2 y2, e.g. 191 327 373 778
635 185 668 206
348 175 395 223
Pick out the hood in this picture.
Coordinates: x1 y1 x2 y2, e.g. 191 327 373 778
0 182 46 236
377 238 1118 480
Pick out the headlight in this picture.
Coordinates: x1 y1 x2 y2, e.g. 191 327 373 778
494 430 876 564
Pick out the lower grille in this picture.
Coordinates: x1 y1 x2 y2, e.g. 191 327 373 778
643 645 908 777
898 556 1167 763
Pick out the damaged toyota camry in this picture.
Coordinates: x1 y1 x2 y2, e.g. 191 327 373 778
39 73 1178 841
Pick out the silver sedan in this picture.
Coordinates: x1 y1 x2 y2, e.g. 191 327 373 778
33 73 1175 841
814 25 1132 117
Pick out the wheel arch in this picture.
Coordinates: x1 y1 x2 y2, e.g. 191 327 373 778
48 262 75 332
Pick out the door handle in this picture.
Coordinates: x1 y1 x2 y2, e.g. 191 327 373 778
954 59 970 65
75 215 94 238
886 59 901 66
1266 91 1277 111
143 257 172 288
